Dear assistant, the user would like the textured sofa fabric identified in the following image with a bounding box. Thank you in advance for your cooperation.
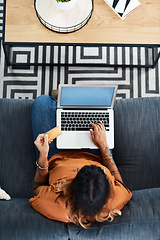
[0,198,69,240]
[0,97,160,240]
[113,97,160,191]
[0,98,36,198]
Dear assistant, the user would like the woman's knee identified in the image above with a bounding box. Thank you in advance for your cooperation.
[34,94,50,104]
[33,95,56,107]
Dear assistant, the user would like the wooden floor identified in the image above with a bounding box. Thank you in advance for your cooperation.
[5,0,160,44]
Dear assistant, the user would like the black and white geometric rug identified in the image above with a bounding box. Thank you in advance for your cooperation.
[0,0,160,99]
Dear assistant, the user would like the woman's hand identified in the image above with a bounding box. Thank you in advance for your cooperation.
[33,134,50,196]
[34,134,49,158]
[90,122,109,149]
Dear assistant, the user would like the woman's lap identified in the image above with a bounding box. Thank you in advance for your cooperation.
[32,95,101,159]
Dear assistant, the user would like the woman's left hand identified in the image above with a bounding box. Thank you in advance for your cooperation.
[90,121,109,149]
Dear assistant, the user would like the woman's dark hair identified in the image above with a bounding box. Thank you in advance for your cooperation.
[70,165,110,217]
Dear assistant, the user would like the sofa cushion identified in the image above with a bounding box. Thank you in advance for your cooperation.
[0,99,36,198]
[0,198,69,240]
[113,97,160,191]
[67,188,160,240]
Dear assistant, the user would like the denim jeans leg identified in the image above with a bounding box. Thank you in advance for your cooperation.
[32,95,61,159]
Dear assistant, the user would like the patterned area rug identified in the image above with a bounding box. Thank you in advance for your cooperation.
[0,0,160,99]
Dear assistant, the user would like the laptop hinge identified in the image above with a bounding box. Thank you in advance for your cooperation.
[61,108,110,111]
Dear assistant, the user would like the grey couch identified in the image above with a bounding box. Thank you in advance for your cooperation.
[0,97,160,240]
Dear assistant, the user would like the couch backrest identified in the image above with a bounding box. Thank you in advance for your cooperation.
[0,98,36,198]
[113,97,160,191]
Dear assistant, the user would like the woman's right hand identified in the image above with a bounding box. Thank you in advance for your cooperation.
[34,134,49,158]
[90,122,109,149]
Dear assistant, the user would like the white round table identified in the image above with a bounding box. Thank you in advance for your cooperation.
[34,0,93,33]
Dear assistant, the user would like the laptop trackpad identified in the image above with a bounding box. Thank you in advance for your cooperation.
[76,132,95,148]
[57,132,96,149]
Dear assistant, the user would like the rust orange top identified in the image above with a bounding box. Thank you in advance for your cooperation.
[29,151,132,223]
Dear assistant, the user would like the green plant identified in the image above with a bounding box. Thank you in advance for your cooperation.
[56,0,70,2]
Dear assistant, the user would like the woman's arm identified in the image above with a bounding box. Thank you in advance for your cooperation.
[98,144,123,183]
[33,134,50,196]
[90,122,123,183]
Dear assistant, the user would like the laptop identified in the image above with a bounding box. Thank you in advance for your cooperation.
[56,84,118,149]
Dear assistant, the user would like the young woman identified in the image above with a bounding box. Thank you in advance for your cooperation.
[29,95,132,228]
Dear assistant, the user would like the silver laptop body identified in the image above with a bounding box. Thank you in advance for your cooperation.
[56,84,118,149]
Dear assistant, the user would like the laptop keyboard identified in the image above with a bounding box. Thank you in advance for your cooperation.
[61,111,110,131]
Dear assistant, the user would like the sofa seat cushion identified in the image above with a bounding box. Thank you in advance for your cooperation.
[0,198,69,240]
[68,188,160,240]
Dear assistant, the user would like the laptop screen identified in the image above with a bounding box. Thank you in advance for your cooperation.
[58,85,117,108]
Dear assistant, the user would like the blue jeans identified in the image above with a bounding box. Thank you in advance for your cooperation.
[32,95,101,159]
[32,95,62,159]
